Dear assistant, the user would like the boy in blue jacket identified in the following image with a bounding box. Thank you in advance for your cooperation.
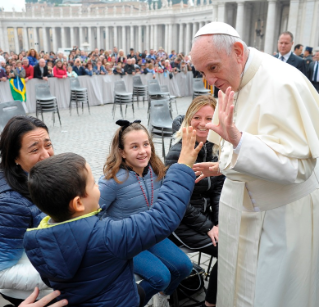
[23,127,202,307]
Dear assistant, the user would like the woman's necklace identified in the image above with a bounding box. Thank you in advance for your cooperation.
[135,166,154,208]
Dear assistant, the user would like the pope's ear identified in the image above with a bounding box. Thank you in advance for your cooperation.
[233,42,245,62]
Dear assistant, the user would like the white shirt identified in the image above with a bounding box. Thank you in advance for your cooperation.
[278,51,291,63]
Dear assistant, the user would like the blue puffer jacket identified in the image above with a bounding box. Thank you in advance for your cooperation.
[23,164,195,307]
[98,166,162,219]
[27,56,38,67]
[0,171,45,271]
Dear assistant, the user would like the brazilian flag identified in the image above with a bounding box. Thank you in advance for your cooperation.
[9,77,26,102]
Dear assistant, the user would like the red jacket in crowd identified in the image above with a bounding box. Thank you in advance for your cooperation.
[23,65,34,79]
[53,66,67,78]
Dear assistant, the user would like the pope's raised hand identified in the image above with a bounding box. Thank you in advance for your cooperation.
[206,87,242,147]
[178,126,203,168]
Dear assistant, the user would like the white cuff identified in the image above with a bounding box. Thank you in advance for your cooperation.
[233,132,244,155]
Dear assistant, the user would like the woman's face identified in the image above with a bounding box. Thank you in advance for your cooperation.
[190,105,215,143]
[15,128,54,173]
[57,62,62,68]
[31,50,35,57]
[120,130,151,175]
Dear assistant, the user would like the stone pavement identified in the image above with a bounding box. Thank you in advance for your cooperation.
[0,96,217,306]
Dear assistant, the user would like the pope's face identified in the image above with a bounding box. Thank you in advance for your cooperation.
[191,35,245,93]
[278,34,293,56]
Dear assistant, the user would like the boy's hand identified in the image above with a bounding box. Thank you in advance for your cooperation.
[178,127,203,168]
[19,287,68,307]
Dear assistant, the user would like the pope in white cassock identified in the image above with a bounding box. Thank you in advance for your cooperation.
[191,22,319,307]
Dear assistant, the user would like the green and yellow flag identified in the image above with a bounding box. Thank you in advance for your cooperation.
[9,77,26,102]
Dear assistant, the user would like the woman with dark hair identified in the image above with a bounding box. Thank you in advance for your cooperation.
[0,116,54,306]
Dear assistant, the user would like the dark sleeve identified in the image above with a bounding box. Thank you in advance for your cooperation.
[33,66,42,79]
[165,143,181,167]
[298,58,307,75]
[44,66,49,77]
[103,163,196,259]
[181,203,213,234]
[210,175,225,225]
[172,115,185,134]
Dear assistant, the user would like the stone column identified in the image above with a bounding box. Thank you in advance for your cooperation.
[79,26,83,49]
[287,0,299,36]
[3,26,9,52]
[105,26,109,50]
[14,27,20,53]
[150,25,154,48]
[154,24,157,50]
[51,27,57,52]
[310,0,319,47]
[23,27,29,51]
[114,26,118,48]
[236,2,245,37]
[164,24,168,51]
[192,22,197,41]
[217,2,226,22]
[97,26,101,49]
[138,25,142,51]
[42,26,48,52]
[88,26,92,50]
[185,23,190,54]
[122,26,126,52]
[33,27,39,51]
[0,25,4,51]
[264,0,277,54]
[168,24,172,53]
[212,4,218,21]
[179,23,184,52]
[146,25,150,50]
[61,27,65,49]
[70,27,74,49]
[130,26,134,49]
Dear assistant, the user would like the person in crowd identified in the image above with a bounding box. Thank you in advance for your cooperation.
[73,58,86,76]
[0,116,54,306]
[98,121,194,307]
[27,49,39,67]
[304,46,313,72]
[101,58,108,68]
[111,46,118,59]
[99,49,105,56]
[274,31,306,75]
[157,47,167,60]
[55,53,65,64]
[94,60,107,75]
[169,50,177,60]
[127,48,138,62]
[163,59,172,72]
[170,57,181,72]
[79,50,87,62]
[33,59,49,81]
[18,53,24,61]
[105,63,113,75]
[11,60,17,70]
[113,63,124,76]
[146,49,157,61]
[117,49,126,64]
[0,64,7,82]
[165,95,224,307]
[145,63,156,79]
[154,63,163,74]
[49,52,56,60]
[53,60,67,79]
[293,44,303,57]
[131,58,140,70]
[85,62,94,76]
[5,64,15,79]
[307,50,319,92]
[191,21,319,307]
[67,65,78,78]
[23,126,200,307]
[22,58,34,82]
[124,58,136,75]
[104,51,111,62]
[13,60,26,78]
[110,56,117,68]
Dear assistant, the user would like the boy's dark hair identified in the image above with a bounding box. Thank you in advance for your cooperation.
[28,153,88,223]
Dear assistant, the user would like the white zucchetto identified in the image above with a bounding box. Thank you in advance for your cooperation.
[194,22,240,38]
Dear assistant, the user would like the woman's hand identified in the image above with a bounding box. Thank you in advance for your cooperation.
[206,87,242,147]
[207,226,219,247]
[193,162,222,183]
[19,287,68,307]
[178,127,203,168]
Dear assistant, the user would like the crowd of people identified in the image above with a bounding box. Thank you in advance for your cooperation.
[0,46,194,82]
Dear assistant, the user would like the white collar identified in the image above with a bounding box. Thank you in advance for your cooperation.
[278,51,291,62]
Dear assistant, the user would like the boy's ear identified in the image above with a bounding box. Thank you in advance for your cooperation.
[69,196,85,214]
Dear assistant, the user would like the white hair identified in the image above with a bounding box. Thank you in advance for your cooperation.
[193,34,248,56]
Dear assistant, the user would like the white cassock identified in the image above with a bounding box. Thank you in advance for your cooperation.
[208,47,319,307]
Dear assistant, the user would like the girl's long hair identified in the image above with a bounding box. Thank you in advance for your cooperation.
[103,123,166,183]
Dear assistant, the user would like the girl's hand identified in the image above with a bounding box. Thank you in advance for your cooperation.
[19,287,68,307]
[178,127,203,168]
[193,162,222,183]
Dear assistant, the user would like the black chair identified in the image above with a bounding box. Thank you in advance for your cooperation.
[69,78,90,115]
[35,83,61,126]
[0,100,26,131]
